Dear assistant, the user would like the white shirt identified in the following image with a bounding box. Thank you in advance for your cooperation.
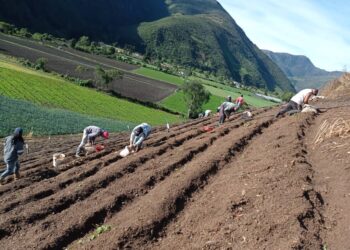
[291,89,313,106]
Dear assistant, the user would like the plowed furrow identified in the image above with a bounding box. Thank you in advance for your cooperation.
[80,114,275,249]
[0,111,257,249]
[149,114,322,250]
[0,127,207,236]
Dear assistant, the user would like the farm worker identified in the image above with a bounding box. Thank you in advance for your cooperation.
[219,101,237,124]
[76,126,109,157]
[129,123,152,152]
[235,95,244,110]
[0,128,25,185]
[226,96,232,102]
[276,89,318,118]
[204,109,212,117]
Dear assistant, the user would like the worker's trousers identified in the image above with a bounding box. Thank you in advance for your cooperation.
[1,161,20,179]
[76,129,88,155]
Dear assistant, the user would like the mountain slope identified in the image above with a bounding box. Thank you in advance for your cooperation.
[263,50,342,91]
[0,0,294,92]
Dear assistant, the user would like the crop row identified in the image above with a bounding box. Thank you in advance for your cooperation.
[0,63,182,125]
[0,95,136,137]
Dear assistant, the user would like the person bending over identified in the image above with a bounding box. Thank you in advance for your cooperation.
[76,126,109,157]
[129,123,152,152]
[276,89,318,118]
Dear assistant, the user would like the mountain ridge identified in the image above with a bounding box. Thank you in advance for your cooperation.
[0,0,295,92]
[263,50,342,91]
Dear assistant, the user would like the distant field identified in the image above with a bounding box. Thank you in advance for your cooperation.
[0,33,177,102]
[0,60,182,126]
[134,67,276,109]
[0,95,136,137]
[160,90,223,114]
[133,67,185,86]
[203,85,275,108]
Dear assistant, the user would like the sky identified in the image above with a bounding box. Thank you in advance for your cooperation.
[218,0,350,72]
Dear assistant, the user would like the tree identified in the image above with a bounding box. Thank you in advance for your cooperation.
[94,66,123,90]
[76,36,91,48]
[17,28,31,38]
[35,58,47,71]
[32,33,44,41]
[68,38,77,48]
[182,80,211,118]
[0,21,15,34]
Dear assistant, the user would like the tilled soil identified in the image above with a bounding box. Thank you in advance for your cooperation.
[0,102,349,250]
[0,33,177,102]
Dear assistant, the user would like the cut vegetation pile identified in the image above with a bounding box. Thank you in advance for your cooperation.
[321,72,350,99]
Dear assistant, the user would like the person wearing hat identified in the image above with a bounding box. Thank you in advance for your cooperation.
[76,126,109,157]
[276,89,319,118]
[1,128,25,185]
[129,123,152,152]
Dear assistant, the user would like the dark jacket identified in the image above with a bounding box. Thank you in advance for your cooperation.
[4,128,25,163]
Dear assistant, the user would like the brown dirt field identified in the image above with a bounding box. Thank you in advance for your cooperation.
[0,101,349,250]
[0,33,177,102]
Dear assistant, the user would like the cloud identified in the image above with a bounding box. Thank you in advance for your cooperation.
[218,0,350,71]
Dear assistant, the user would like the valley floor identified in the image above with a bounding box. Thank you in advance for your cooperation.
[0,101,349,249]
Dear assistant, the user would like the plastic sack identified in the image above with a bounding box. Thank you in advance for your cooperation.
[120,146,130,157]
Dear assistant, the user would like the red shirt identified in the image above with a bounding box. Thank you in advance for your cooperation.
[235,97,244,105]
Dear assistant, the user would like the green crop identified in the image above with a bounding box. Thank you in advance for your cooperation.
[0,95,136,137]
[0,61,182,126]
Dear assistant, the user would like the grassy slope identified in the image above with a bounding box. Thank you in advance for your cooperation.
[134,67,276,114]
[0,95,135,137]
[160,91,223,114]
[0,60,182,126]
[133,67,184,86]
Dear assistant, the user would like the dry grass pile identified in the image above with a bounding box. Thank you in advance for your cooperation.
[313,118,350,150]
[321,73,350,99]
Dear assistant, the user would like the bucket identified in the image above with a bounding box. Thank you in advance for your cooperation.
[119,146,130,158]
[53,153,66,167]
[202,126,214,132]
[95,144,105,152]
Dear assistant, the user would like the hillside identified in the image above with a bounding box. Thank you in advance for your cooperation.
[0,59,182,136]
[263,50,342,91]
[0,0,294,92]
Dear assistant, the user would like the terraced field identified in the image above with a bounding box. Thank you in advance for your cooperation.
[0,101,349,249]
[0,33,177,102]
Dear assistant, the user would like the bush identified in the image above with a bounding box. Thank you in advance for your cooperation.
[34,58,47,71]
[182,80,211,118]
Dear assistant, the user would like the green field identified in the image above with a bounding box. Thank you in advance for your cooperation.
[160,90,223,114]
[203,85,275,108]
[0,61,182,126]
[0,95,136,137]
[133,67,185,86]
[134,66,277,113]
